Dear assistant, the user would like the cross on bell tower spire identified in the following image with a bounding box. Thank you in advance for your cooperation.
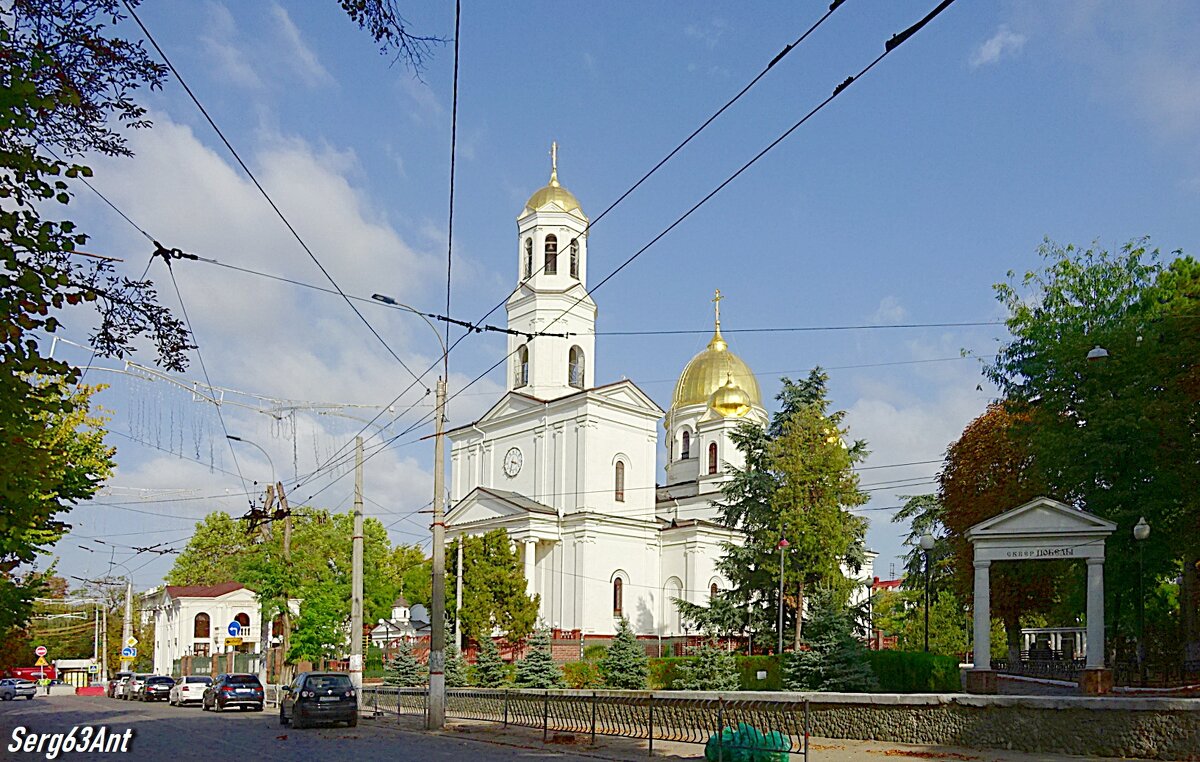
[549,141,559,187]
[712,289,723,329]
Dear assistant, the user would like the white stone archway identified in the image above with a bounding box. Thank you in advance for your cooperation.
[964,496,1116,694]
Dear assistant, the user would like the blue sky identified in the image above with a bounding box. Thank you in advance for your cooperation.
[49,1,1200,590]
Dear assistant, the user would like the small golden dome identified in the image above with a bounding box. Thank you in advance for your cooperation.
[523,141,585,217]
[709,375,752,418]
[672,292,761,410]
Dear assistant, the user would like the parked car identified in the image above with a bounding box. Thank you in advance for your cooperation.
[106,672,133,698]
[279,672,357,729]
[122,674,149,700]
[168,675,212,706]
[138,675,175,702]
[0,678,36,701]
[113,675,134,700]
[201,673,264,712]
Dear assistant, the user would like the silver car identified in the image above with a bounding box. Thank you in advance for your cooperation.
[123,674,150,700]
[168,675,212,706]
[0,678,36,701]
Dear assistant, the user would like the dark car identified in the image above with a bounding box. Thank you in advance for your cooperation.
[106,672,132,699]
[138,675,175,701]
[279,672,357,729]
[202,673,264,712]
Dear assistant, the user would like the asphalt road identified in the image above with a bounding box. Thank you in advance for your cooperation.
[0,695,585,761]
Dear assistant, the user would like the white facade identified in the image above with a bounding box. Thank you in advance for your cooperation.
[141,583,262,676]
[446,152,871,639]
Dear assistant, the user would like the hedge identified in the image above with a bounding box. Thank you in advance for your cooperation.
[864,650,960,693]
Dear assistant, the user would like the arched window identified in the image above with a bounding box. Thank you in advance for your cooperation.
[613,578,623,616]
[193,612,210,639]
[523,238,533,279]
[568,346,585,389]
[710,583,719,600]
[235,612,250,628]
[569,240,579,279]
[515,345,529,387]
[544,234,558,275]
[614,461,625,502]
[708,442,718,475]
[681,431,691,459]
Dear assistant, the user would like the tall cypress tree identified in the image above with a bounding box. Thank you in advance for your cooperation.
[473,637,509,688]
[600,617,649,689]
[514,627,564,689]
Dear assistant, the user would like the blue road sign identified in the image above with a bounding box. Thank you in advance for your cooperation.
[121,646,136,658]
[227,621,241,638]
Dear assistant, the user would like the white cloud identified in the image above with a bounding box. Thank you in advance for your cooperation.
[270,3,334,87]
[202,2,262,89]
[684,19,727,49]
[970,25,1027,68]
[870,296,908,324]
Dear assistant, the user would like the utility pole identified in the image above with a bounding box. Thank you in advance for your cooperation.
[120,580,133,672]
[428,376,447,729]
[276,481,293,685]
[350,436,365,704]
[258,484,276,689]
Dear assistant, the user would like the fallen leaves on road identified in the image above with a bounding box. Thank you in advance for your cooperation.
[869,750,979,760]
[275,735,287,741]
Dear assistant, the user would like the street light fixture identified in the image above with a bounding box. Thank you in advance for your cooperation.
[1086,345,1110,362]
[1134,517,1150,683]
[919,533,936,653]
[777,536,790,656]
[372,290,449,728]
[225,435,275,486]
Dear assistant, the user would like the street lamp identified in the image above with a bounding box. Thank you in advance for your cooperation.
[919,533,936,653]
[372,291,449,729]
[777,536,790,656]
[1134,517,1150,683]
[1086,345,1109,362]
[225,435,275,486]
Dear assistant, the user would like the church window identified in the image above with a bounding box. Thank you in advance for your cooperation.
[570,239,579,279]
[516,345,529,387]
[710,583,719,600]
[524,238,533,279]
[614,461,625,502]
[568,346,585,389]
[681,431,690,459]
[544,234,558,275]
[613,578,623,616]
[193,612,210,639]
[708,442,718,475]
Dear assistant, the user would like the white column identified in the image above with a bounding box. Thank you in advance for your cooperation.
[1086,558,1105,669]
[973,560,991,670]
[524,539,537,598]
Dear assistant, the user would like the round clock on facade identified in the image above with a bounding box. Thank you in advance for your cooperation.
[503,447,523,477]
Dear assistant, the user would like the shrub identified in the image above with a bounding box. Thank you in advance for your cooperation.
[562,660,603,689]
[676,641,740,691]
[514,627,564,689]
[583,643,609,662]
[865,650,960,693]
[648,657,691,690]
[782,592,877,692]
[737,656,782,691]
[473,637,510,688]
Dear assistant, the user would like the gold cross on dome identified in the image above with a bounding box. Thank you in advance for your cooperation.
[712,289,723,326]
[551,141,558,172]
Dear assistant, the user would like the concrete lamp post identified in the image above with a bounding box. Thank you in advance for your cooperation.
[919,533,936,653]
[776,536,790,656]
[1134,517,1150,683]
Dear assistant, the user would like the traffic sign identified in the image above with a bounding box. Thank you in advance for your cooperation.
[227,621,241,638]
[34,645,47,657]
[88,664,99,673]
[120,646,137,658]
[224,637,243,646]
[34,656,48,667]
[125,636,138,647]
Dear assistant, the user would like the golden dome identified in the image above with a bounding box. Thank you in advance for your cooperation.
[709,375,752,417]
[672,293,762,410]
[523,141,585,217]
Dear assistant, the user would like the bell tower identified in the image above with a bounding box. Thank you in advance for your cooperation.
[506,143,596,399]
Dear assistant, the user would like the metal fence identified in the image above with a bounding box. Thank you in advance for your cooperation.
[362,686,810,759]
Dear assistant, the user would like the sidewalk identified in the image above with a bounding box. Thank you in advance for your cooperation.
[360,714,1150,762]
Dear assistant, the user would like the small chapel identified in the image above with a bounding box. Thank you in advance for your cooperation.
[445,148,872,640]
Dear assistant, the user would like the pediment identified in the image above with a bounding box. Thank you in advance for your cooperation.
[965,496,1117,539]
[445,486,555,528]
[591,380,665,416]
[473,393,543,427]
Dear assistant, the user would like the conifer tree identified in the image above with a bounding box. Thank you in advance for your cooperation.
[600,617,649,689]
[514,626,564,689]
[782,590,877,692]
[676,641,740,692]
[383,639,425,687]
[445,642,469,688]
[472,636,509,688]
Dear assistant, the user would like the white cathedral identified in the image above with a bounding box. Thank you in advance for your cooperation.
[445,148,872,639]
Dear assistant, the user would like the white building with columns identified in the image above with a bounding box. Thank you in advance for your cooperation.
[445,148,871,639]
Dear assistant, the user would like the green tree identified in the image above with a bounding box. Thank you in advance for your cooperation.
[472,636,509,688]
[383,639,426,687]
[165,513,256,586]
[676,641,740,692]
[600,617,648,690]
[682,372,868,650]
[513,627,563,689]
[448,530,539,644]
[444,642,468,688]
[286,581,345,663]
[989,240,1199,660]
[782,590,876,692]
